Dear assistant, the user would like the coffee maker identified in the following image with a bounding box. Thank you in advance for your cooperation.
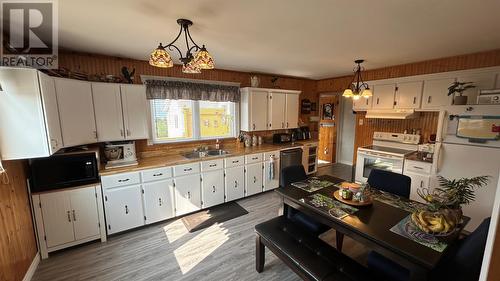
[292,126,312,140]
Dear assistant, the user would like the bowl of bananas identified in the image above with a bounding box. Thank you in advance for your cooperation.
[411,209,458,237]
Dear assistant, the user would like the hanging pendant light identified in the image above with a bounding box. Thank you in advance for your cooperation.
[343,59,371,100]
[149,19,215,73]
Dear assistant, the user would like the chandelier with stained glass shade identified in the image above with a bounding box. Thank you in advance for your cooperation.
[342,59,372,100]
[149,19,215,74]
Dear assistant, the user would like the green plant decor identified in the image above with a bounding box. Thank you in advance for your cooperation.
[447,81,475,96]
[418,175,489,211]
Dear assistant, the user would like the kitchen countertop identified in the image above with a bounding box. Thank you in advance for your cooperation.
[405,151,433,164]
[100,139,318,176]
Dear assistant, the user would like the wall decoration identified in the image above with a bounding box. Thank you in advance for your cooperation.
[301,99,312,114]
[311,102,317,112]
[323,103,333,120]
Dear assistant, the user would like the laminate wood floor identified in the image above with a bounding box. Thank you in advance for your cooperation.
[32,192,368,281]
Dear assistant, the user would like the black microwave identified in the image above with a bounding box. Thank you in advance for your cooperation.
[29,151,99,193]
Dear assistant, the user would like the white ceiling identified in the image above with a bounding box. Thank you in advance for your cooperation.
[58,0,500,79]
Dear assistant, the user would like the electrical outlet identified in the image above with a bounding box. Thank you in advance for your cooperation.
[359,118,364,125]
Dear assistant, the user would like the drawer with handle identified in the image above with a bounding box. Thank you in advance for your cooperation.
[101,172,141,189]
[141,167,173,182]
[174,162,200,176]
[264,151,280,161]
[245,153,263,164]
[224,155,245,168]
[404,160,432,174]
[201,159,224,171]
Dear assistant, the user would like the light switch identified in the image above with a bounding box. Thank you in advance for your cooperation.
[359,118,364,125]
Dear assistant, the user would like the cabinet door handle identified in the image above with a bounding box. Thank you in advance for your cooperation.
[366,99,369,105]
[72,210,76,221]
[281,122,284,128]
[187,191,191,199]
[420,181,424,188]
[159,198,162,206]
[252,124,255,130]
[232,160,239,164]
[286,122,289,128]
[413,97,417,104]
[94,131,98,139]
[67,211,71,222]
[126,129,131,136]
[125,205,129,214]
[269,123,272,128]
[120,129,124,137]
[212,186,216,193]
[252,157,258,160]
[413,166,423,170]
[235,180,238,188]
[427,96,432,103]
[153,173,163,177]
[253,176,257,183]
[376,98,380,104]
[209,164,217,167]
[184,168,192,172]
[118,178,130,182]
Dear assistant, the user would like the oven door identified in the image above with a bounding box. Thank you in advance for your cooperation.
[355,151,404,183]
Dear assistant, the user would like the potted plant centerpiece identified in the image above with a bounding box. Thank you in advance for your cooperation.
[448,81,475,105]
[412,175,489,235]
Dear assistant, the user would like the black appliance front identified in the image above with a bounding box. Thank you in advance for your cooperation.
[279,148,303,187]
[29,152,99,192]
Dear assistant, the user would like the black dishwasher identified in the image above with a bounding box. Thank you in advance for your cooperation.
[279,148,303,186]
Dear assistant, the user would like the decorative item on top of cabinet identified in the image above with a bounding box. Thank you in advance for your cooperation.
[250,75,260,87]
[447,81,475,105]
[121,66,135,83]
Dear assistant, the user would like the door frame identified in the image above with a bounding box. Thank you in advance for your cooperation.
[336,94,356,165]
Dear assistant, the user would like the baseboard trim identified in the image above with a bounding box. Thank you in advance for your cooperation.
[337,160,353,166]
[22,252,40,281]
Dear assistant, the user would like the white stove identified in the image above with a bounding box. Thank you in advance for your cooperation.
[355,132,420,182]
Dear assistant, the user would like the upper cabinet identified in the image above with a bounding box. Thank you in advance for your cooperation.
[120,84,149,140]
[421,78,455,109]
[0,68,63,160]
[55,78,98,147]
[353,96,373,111]
[372,84,396,109]
[395,81,423,109]
[240,87,300,132]
[92,83,125,142]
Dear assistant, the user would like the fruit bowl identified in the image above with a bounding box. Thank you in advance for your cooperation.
[411,209,458,237]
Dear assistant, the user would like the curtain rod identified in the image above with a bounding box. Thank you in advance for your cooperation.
[140,75,241,87]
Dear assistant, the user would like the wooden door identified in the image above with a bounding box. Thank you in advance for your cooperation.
[318,95,339,163]
[225,166,245,201]
[40,191,75,248]
[38,72,64,153]
[201,170,225,208]
[245,162,263,196]
[92,82,125,142]
[104,185,144,234]
[249,89,269,131]
[174,174,202,216]
[268,91,286,130]
[70,186,100,240]
[285,93,299,129]
[143,179,175,224]
[395,81,423,109]
[55,78,97,146]
[372,84,396,109]
[121,84,148,140]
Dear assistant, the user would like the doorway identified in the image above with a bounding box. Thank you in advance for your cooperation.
[336,96,356,165]
[318,94,339,166]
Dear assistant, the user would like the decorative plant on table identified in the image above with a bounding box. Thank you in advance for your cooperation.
[412,175,489,235]
[447,81,475,105]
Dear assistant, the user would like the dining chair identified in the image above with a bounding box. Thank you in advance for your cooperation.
[280,165,329,236]
[367,217,491,281]
[367,169,411,198]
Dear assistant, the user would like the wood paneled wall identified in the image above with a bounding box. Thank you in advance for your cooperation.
[0,160,37,281]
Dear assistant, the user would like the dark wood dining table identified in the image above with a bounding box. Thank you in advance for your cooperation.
[275,175,470,281]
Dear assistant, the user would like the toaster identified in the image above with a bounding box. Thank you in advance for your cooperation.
[273,133,292,144]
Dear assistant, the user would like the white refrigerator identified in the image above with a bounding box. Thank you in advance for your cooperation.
[434,105,500,231]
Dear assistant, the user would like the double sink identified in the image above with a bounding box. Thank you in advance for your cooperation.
[181,149,231,159]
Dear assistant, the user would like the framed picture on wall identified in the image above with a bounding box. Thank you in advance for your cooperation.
[323,103,333,120]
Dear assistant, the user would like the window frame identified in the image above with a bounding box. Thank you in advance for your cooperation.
[150,99,239,144]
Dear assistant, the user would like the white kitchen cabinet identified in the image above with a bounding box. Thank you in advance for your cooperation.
[92,83,125,142]
[456,72,496,104]
[285,93,300,129]
[268,91,286,130]
[405,171,430,204]
[372,84,396,109]
[143,179,175,224]
[395,81,423,109]
[33,185,106,258]
[55,78,98,146]
[0,68,63,159]
[225,166,245,201]
[174,174,202,216]
[240,88,269,131]
[353,96,373,111]
[246,162,263,196]
[121,84,149,140]
[104,184,145,234]
[201,170,225,208]
[422,78,455,109]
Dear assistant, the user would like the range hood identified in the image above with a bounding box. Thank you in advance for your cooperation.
[365,109,419,119]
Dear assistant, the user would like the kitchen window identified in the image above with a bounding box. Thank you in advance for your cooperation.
[150,99,237,143]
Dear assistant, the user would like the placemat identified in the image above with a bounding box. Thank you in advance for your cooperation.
[371,190,427,213]
[291,177,334,193]
[390,215,448,252]
[300,193,358,220]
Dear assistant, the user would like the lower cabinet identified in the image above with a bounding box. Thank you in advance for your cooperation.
[104,184,145,234]
[174,174,202,216]
[225,166,245,201]
[263,158,280,191]
[246,162,263,196]
[404,171,431,204]
[143,179,175,224]
[32,185,106,259]
[202,170,225,208]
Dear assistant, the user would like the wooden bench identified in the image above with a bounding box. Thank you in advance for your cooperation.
[255,216,377,281]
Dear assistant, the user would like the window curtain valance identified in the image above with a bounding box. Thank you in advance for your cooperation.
[145,80,240,102]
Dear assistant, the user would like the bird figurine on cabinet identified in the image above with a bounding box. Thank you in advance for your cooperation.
[121,66,135,83]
